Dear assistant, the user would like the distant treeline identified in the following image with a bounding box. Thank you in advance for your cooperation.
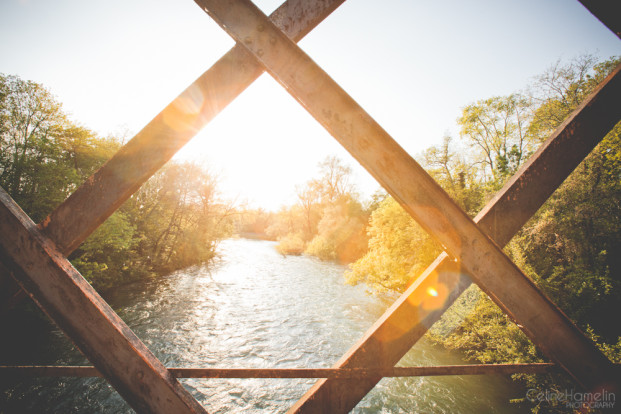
[235,55,621,413]
[234,155,371,263]
[0,73,233,291]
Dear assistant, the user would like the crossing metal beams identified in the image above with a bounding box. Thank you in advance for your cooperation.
[0,1,345,413]
[292,64,621,413]
[0,0,346,311]
[193,4,618,412]
[1,0,619,412]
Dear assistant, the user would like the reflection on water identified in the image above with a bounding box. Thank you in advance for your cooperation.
[0,239,524,413]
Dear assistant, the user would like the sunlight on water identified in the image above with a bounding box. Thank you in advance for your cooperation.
[0,239,524,413]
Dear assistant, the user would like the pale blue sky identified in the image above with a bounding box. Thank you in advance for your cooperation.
[1,0,619,210]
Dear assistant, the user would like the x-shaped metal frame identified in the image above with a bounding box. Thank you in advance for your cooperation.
[0,0,619,412]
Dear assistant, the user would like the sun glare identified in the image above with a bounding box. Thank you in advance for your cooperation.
[174,74,364,211]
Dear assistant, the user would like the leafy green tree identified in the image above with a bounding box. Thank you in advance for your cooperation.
[511,131,621,339]
[70,211,136,288]
[458,93,535,183]
[0,74,118,222]
[0,74,73,221]
[125,162,233,275]
[346,196,440,292]
[1,74,232,291]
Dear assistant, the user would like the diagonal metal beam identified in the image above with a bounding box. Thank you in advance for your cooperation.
[0,0,346,312]
[292,64,621,412]
[578,0,621,38]
[194,0,618,409]
[0,188,207,413]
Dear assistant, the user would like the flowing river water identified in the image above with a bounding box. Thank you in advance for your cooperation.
[1,238,526,413]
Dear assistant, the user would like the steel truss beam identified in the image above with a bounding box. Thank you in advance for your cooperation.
[193,0,619,412]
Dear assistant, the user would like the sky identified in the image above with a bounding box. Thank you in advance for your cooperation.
[1,0,619,211]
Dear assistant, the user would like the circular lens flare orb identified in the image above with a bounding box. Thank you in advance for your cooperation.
[427,286,439,297]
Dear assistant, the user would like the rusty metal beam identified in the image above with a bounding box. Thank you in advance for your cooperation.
[194,1,618,411]
[0,188,206,414]
[1,363,577,378]
[578,0,621,38]
[0,0,346,313]
[292,64,621,412]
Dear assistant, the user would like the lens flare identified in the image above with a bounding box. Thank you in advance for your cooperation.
[162,83,206,133]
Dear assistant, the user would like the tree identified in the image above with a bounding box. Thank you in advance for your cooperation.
[440,55,621,413]
[233,208,275,239]
[0,74,118,222]
[421,135,485,216]
[268,156,368,261]
[528,54,620,142]
[124,162,234,274]
[511,127,621,341]
[310,155,355,203]
[296,183,322,241]
[0,74,72,221]
[347,55,621,413]
[0,74,233,291]
[70,211,136,288]
[305,195,368,263]
[458,93,534,182]
[346,196,440,292]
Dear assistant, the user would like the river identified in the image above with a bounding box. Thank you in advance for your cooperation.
[1,238,525,413]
